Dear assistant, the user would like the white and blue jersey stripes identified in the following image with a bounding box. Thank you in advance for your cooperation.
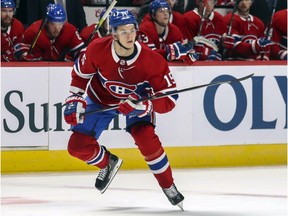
[146,152,169,174]
[73,55,95,80]
[86,146,106,166]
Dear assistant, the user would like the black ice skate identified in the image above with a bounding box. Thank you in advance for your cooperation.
[162,183,184,211]
[95,153,123,194]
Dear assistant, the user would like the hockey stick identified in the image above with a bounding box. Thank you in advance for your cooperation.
[188,1,219,54]
[261,0,278,60]
[28,17,47,54]
[227,0,241,36]
[263,0,278,41]
[198,0,208,36]
[222,0,241,59]
[82,73,254,116]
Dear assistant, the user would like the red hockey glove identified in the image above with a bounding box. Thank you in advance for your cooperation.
[118,94,153,118]
[13,43,31,60]
[252,38,271,55]
[64,94,87,126]
[194,42,212,60]
[222,33,235,49]
[14,43,42,61]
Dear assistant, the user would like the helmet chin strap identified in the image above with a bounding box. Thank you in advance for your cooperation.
[114,35,130,50]
[117,40,130,50]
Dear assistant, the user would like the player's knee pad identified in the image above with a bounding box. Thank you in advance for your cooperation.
[68,131,100,161]
[130,124,168,169]
[130,124,163,158]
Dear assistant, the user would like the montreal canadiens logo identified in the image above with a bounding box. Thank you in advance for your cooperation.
[205,34,221,45]
[242,35,257,44]
[104,81,137,99]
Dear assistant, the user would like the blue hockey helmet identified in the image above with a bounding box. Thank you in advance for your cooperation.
[46,4,66,23]
[1,0,15,8]
[99,8,117,20]
[149,0,171,16]
[109,9,138,31]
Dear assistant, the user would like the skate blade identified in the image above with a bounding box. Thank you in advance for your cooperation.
[100,159,123,194]
[176,201,184,211]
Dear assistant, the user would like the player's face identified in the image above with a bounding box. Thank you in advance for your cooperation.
[155,7,170,27]
[1,8,14,28]
[238,0,253,14]
[198,0,215,18]
[46,22,64,38]
[115,24,137,49]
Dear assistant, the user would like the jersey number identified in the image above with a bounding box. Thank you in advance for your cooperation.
[164,72,175,87]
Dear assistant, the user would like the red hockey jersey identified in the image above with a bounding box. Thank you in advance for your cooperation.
[70,37,178,114]
[224,13,266,60]
[1,18,25,62]
[183,9,226,45]
[138,20,184,59]
[23,20,84,61]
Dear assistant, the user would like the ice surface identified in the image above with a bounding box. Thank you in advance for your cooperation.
[1,166,287,216]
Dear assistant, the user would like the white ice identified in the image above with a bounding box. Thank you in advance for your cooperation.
[1,166,287,216]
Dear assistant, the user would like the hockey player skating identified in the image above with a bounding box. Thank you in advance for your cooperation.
[63,9,185,210]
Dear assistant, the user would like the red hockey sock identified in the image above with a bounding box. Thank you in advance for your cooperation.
[67,131,109,169]
[131,124,174,188]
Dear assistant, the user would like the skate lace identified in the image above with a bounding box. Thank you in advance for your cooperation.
[97,166,109,181]
[163,184,178,198]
